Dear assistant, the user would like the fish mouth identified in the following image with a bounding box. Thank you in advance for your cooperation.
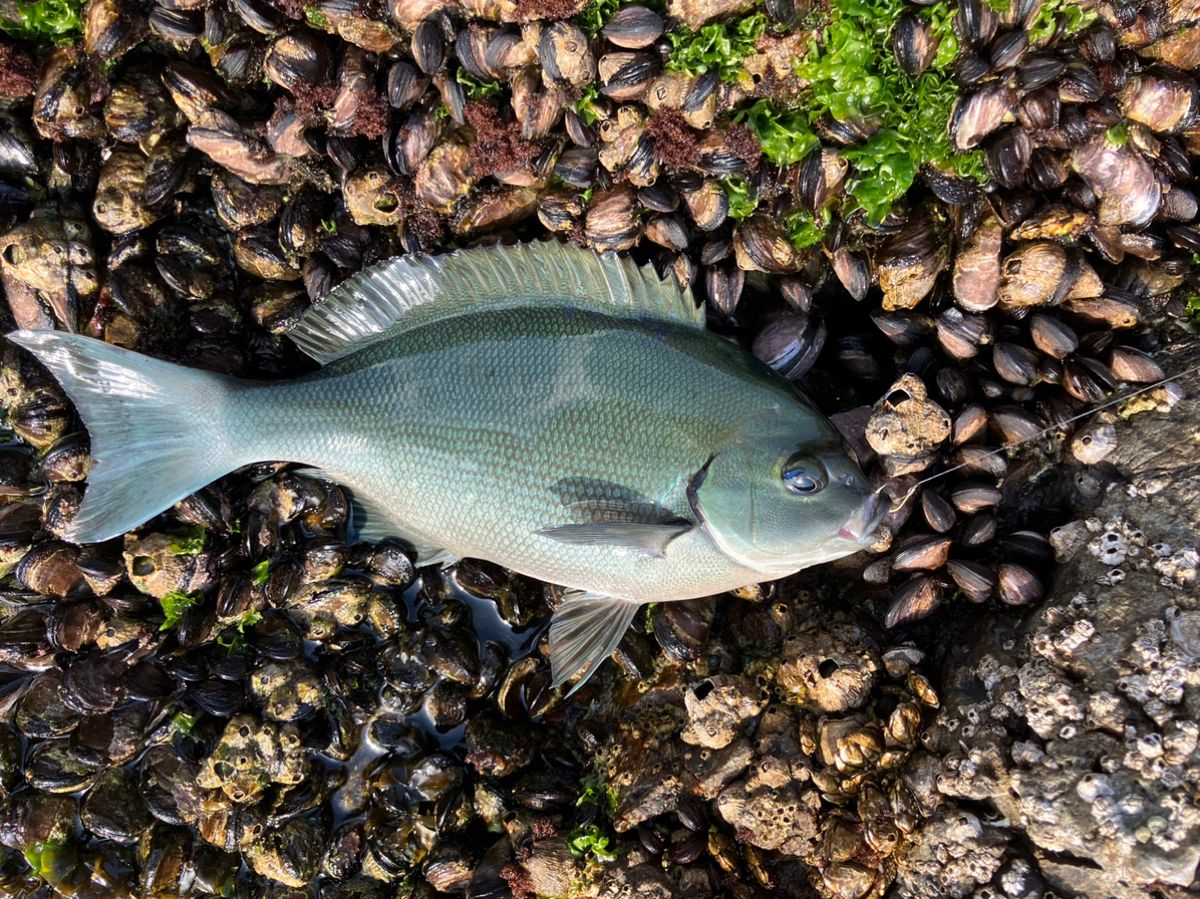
[836,492,886,544]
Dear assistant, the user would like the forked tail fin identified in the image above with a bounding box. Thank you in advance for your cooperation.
[8,330,241,543]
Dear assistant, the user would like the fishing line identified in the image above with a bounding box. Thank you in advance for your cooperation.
[873,358,1200,513]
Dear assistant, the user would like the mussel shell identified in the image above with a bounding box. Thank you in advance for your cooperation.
[81,769,151,842]
[999,530,1054,566]
[991,342,1039,385]
[959,513,998,547]
[752,311,827,380]
[985,127,1031,189]
[124,660,176,700]
[946,559,995,602]
[148,6,202,43]
[539,21,596,87]
[1018,53,1066,91]
[1108,346,1165,383]
[921,491,957,533]
[893,12,938,79]
[602,5,664,49]
[832,248,869,301]
[1029,313,1078,359]
[26,739,101,792]
[891,534,952,571]
[412,19,445,75]
[61,653,128,714]
[997,562,1043,606]
[190,672,247,715]
[1062,357,1115,403]
[265,32,332,91]
[989,30,1027,70]
[704,264,744,318]
[884,575,942,628]
[990,406,1045,444]
[955,0,998,46]
[230,0,286,34]
[936,308,991,360]
[651,597,714,662]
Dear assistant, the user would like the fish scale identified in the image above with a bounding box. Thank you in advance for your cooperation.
[231,307,769,601]
[8,242,882,691]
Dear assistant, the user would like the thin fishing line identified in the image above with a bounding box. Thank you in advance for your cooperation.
[874,359,1200,512]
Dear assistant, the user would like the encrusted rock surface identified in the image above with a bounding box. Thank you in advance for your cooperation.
[897,358,1200,899]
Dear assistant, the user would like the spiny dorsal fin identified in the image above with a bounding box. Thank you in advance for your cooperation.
[287,241,704,364]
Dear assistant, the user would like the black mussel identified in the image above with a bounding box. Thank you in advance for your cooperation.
[997,562,1043,606]
[704,264,744,318]
[387,61,427,111]
[885,575,942,628]
[1018,53,1065,91]
[753,311,827,380]
[985,127,1031,189]
[230,0,285,34]
[603,6,664,48]
[651,598,714,662]
[956,0,998,46]
[946,559,995,602]
[988,30,1027,70]
[61,653,128,715]
[412,19,445,75]
[893,12,938,79]
[191,677,246,717]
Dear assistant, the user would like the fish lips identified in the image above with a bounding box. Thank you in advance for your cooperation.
[836,491,886,544]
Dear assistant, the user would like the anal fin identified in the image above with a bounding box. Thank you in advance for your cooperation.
[294,467,456,567]
[549,592,643,695]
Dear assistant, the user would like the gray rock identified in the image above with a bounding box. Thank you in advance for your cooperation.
[679,674,765,749]
[915,362,1200,897]
[890,805,1007,899]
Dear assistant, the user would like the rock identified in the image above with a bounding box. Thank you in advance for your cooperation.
[775,618,882,713]
[920,355,1200,897]
[665,0,756,29]
[715,777,820,856]
[598,847,674,899]
[680,735,753,799]
[123,531,217,599]
[865,374,952,476]
[679,675,765,749]
[603,704,689,832]
[747,704,807,790]
[463,711,536,779]
[891,805,1008,898]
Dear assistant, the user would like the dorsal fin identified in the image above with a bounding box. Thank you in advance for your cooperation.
[287,241,704,364]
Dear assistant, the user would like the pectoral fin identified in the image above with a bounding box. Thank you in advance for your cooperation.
[549,592,643,695]
[536,520,691,558]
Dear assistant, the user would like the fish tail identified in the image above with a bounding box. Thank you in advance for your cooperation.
[8,330,240,543]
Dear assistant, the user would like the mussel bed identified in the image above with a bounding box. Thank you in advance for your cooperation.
[0,0,1196,895]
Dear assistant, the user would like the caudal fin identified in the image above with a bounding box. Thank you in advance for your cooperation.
[8,330,239,543]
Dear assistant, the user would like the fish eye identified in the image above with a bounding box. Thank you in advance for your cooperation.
[782,454,828,495]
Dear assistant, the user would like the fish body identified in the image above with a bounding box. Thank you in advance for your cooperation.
[10,243,883,689]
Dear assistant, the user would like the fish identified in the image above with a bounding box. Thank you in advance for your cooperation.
[8,242,884,691]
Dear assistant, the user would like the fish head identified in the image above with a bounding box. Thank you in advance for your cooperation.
[690,408,885,576]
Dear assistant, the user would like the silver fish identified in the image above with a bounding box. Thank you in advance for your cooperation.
[9,243,883,689]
